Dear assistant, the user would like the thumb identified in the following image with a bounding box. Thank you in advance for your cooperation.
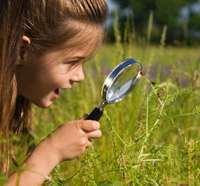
[79,113,88,120]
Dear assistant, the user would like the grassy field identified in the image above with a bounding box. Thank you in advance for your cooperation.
[31,43,200,186]
[2,17,200,185]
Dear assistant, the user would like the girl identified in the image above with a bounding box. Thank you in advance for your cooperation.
[0,0,108,185]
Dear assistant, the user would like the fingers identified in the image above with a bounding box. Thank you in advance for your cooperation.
[78,120,100,132]
[79,114,88,120]
[78,120,101,139]
[87,130,102,139]
[84,131,101,149]
[86,140,93,148]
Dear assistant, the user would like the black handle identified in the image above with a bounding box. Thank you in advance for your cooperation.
[86,107,103,121]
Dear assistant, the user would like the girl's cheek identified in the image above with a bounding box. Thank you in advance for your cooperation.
[56,75,69,85]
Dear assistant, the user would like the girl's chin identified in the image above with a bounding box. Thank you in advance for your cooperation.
[33,99,53,108]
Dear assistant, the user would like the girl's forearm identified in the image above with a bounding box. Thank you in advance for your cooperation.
[5,140,59,186]
[5,120,101,185]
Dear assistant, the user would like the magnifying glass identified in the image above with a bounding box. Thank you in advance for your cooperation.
[87,58,142,121]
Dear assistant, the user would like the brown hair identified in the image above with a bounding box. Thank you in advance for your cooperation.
[0,0,108,173]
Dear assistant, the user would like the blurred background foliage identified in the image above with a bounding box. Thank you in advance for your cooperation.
[107,0,200,45]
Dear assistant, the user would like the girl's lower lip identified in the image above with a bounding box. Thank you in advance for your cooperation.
[54,94,59,99]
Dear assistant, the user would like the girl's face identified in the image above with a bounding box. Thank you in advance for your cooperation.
[16,28,101,108]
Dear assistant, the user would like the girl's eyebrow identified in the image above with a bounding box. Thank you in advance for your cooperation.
[62,56,87,65]
[67,56,86,61]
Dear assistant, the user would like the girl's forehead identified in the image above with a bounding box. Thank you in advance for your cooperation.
[43,25,103,64]
[67,24,103,48]
[60,25,103,59]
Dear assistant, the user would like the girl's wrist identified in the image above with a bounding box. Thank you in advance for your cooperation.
[6,138,61,186]
[24,137,61,176]
[41,136,62,165]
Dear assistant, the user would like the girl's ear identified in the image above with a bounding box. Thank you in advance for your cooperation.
[17,35,31,64]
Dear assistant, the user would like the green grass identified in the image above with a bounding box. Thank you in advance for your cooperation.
[31,44,200,186]
[2,15,200,185]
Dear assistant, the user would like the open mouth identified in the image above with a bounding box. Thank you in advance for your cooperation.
[54,88,60,98]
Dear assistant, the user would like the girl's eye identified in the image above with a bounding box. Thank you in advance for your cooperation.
[69,61,78,65]
[67,61,80,68]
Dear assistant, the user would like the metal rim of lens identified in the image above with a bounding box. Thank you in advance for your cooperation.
[101,58,142,104]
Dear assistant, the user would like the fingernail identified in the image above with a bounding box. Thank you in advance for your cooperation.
[95,122,100,128]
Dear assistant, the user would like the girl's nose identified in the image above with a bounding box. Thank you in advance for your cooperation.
[71,65,85,82]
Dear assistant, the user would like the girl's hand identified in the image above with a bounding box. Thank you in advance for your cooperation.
[6,116,101,186]
[45,114,101,162]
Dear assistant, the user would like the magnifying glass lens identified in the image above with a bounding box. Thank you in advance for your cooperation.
[87,58,142,121]
[107,63,140,103]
